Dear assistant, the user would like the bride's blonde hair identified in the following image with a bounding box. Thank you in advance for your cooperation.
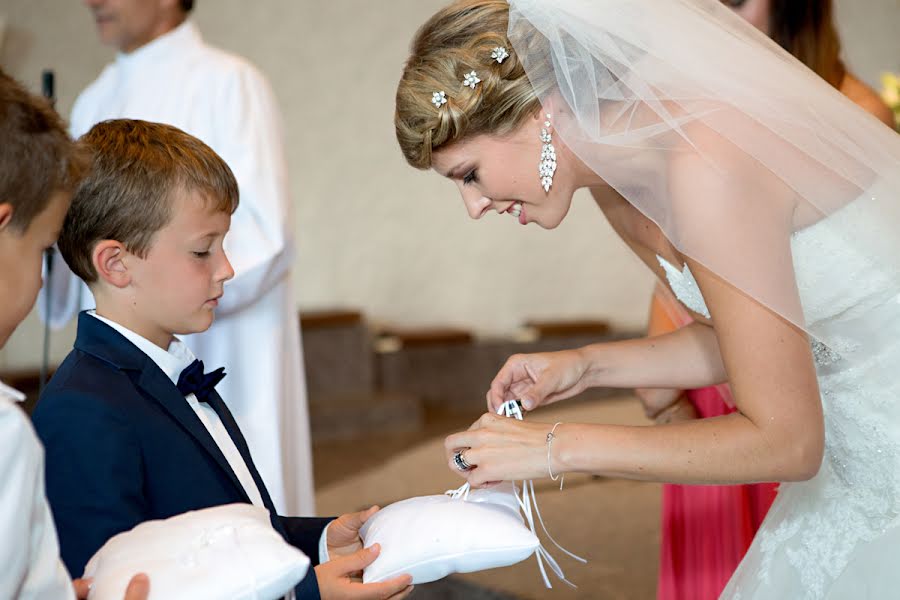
[395,0,549,169]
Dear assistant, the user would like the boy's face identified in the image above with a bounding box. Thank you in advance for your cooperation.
[125,188,233,344]
[0,192,70,347]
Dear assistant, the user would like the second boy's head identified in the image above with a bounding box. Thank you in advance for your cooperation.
[59,119,239,348]
[0,69,87,347]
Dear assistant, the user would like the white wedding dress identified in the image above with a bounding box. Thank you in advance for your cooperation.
[659,179,900,599]
[497,0,900,596]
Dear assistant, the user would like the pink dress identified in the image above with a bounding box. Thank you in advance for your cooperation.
[649,285,778,600]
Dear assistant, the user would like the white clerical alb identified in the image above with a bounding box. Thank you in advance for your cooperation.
[0,381,75,599]
[41,19,314,515]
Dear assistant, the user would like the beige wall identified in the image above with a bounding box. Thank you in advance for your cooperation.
[1,0,897,370]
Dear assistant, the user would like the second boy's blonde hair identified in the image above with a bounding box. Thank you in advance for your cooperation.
[59,119,239,283]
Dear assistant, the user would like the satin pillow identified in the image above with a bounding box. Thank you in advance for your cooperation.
[359,482,539,584]
[84,504,309,600]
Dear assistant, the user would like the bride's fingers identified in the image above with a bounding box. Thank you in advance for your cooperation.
[444,431,478,455]
[489,386,525,412]
[490,356,533,400]
[446,447,481,472]
[445,417,503,452]
[509,380,531,398]
[521,375,558,409]
[467,464,498,488]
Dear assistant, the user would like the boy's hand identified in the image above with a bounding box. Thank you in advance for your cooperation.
[73,573,150,600]
[327,506,379,559]
[315,545,413,600]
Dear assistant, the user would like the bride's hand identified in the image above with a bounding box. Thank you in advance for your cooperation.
[445,413,556,486]
[487,349,591,412]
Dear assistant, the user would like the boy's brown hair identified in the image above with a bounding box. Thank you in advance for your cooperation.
[0,69,88,232]
[58,119,239,283]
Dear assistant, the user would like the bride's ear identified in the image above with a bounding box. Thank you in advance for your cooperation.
[533,93,564,123]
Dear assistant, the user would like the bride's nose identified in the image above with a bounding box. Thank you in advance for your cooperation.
[462,191,492,220]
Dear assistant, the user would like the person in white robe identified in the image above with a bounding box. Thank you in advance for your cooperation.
[41,0,313,515]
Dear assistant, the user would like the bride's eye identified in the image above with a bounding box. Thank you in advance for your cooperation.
[463,169,479,186]
[721,0,748,7]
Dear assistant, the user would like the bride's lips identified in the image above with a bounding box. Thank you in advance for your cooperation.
[507,202,526,225]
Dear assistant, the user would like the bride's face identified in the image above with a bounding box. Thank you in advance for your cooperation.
[721,0,772,33]
[430,113,578,229]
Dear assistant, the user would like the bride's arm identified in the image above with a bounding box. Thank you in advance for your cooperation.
[456,152,824,486]
[486,320,727,411]
[578,320,727,389]
[566,126,823,484]
[556,258,824,484]
[453,259,824,486]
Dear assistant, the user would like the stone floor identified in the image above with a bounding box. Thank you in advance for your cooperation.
[312,395,661,600]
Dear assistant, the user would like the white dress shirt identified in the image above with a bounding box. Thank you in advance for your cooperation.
[0,380,75,598]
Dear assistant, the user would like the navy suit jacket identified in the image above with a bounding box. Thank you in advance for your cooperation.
[33,312,330,598]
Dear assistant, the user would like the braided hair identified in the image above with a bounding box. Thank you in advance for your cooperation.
[395,0,552,169]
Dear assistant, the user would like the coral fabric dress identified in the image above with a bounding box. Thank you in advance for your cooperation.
[649,284,778,600]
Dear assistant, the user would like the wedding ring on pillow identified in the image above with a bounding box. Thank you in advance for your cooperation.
[453,449,473,472]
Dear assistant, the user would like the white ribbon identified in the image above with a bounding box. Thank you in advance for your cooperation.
[446,400,587,588]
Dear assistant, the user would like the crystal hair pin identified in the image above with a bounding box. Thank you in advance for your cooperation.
[491,46,509,64]
[462,70,481,89]
[431,91,448,108]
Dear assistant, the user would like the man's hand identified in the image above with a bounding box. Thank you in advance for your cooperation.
[73,573,150,600]
[315,544,413,600]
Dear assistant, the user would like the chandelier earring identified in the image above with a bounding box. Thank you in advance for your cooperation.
[539,114,557,193]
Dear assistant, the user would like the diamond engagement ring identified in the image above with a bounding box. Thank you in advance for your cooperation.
[453,449,473,471]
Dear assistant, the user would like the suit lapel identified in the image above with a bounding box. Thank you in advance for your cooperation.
[203,391,289,537]
[203,391,281,517]
[74,312,252,504]
[133,368,253,504]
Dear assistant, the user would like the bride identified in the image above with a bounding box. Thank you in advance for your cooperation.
[393,0,900,597]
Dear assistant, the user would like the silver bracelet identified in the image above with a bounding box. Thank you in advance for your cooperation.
[547,422,565,490]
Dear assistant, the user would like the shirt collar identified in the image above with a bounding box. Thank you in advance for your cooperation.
[115,19,202,69]
[88,311,195,385]
[0,380,26,403]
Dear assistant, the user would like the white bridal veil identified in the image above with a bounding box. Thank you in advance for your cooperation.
[507,0,900,366]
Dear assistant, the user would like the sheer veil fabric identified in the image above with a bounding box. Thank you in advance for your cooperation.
[507,0,900,366]
[506,1,900,596]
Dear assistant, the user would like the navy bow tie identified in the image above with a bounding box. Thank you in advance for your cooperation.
[176,359,226,403]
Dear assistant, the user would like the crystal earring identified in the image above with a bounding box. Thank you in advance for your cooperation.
[539,114,557,193]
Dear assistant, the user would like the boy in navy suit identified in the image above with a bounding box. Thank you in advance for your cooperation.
[33,119,412,600]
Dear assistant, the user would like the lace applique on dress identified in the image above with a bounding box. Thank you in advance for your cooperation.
[656,255,711,319]
[752,376,900,599]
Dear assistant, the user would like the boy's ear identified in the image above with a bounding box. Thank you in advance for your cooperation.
[0,203,13,231]
[93,240,131,288]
